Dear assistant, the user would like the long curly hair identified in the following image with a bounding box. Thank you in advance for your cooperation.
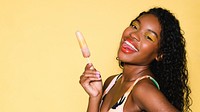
[140,7,192,111]
[118,7,192,111]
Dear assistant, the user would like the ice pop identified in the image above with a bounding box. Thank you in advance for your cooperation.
[76,31,91,63]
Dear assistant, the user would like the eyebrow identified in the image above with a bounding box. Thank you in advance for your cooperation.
[131,19,159,38]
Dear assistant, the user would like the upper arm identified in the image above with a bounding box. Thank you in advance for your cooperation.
[131,79,179,112]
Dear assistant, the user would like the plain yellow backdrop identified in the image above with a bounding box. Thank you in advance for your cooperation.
[0,0,199,111]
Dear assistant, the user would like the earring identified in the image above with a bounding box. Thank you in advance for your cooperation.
[156,54,163,61]
[116,57,124,69]
[116,57,119,60]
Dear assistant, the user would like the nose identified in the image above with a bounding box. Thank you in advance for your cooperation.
[129,32,140,42]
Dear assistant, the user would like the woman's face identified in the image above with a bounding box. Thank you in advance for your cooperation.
[118,14,161,66]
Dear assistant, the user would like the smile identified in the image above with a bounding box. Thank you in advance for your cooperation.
[124,41,139,52]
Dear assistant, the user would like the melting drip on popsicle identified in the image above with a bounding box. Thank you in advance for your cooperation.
[76,31,91,63]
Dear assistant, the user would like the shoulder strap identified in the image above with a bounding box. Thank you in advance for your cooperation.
[149,76,160,89]
[127,75,160,92]
[103,74,122,96]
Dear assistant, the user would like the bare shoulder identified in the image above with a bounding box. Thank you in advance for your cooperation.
[131,78,178,112]
[131,78,161,105]
[132,77,159,94]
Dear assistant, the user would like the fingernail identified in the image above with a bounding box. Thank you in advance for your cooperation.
[96,71,101,79]
[89,66,94,70]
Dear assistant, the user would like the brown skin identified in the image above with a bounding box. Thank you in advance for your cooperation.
[79,14,178,112]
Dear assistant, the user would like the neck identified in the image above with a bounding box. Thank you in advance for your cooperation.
[121,64,152,82]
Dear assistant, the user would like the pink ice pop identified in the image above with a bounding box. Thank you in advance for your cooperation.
[76,31,91,63]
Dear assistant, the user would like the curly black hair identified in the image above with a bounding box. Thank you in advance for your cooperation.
[118,7,192,111]
[138,7,192,112]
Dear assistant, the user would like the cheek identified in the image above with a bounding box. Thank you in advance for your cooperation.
[141,42,158,56]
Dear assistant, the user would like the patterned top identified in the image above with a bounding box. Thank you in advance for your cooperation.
[100,74,160,112]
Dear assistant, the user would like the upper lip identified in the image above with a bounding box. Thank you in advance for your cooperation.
[123,39,139,52]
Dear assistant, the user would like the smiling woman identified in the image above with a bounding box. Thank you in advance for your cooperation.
[79,7,192,112]
[118,14,161,65]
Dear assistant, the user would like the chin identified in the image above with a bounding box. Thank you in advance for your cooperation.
[118,55,130,63]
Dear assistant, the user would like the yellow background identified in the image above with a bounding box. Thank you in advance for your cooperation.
[0,0,199,111]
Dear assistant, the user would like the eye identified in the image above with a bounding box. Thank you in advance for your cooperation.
[130,21,139,30]
[131,24,137,29]
[146,36,153,41]
[132,25,137,30]
[145,34,156,42]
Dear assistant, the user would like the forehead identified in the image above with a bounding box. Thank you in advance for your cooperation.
[137,14,161,36]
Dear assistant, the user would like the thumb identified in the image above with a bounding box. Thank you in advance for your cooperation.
[85,63,95,70]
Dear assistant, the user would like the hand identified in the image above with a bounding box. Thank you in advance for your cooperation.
[79,63,103,97]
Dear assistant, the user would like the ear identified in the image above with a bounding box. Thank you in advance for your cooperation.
[155,54,163,61]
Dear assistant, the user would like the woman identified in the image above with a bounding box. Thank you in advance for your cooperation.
[79,7,192,112]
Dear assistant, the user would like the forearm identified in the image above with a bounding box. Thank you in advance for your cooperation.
[87,96,102,112]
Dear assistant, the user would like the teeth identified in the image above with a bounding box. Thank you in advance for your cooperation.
[124,41,138,52]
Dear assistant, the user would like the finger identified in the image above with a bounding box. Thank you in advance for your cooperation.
[83,70,97,75]
[80,71,101,82]
[81,71,101,79]
[80,74,97,79]
[85,63,96,71]
[79,76,101,86]
[80,73,101,82]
